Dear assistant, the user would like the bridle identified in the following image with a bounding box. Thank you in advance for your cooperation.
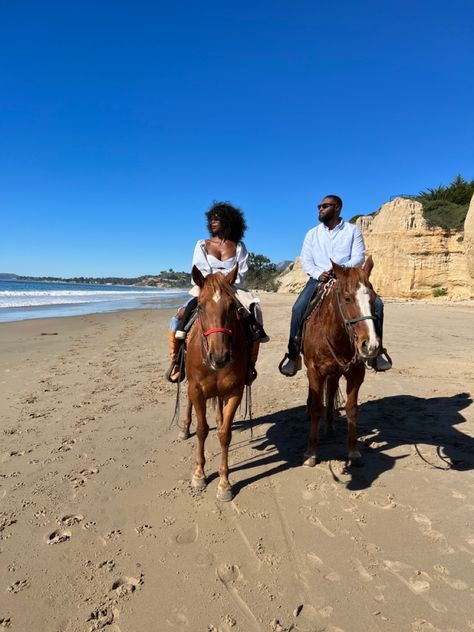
[334,282,376,339]
[323,278,376,371]
[196,307,235,362]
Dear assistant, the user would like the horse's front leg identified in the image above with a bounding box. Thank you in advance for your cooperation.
[345,363,365,465]
[216,397,223,431]
[216,393,242,501]
[178,399,193,440]
[190,391,209,490]
[304,373,325,467]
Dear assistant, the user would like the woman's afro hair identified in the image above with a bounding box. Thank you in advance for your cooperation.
[205,201,247,243]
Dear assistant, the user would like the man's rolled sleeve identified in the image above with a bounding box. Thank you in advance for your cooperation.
[300,230,321,278]
[345,227,366,268]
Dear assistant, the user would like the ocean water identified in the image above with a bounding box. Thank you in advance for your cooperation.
[0,279,189,323]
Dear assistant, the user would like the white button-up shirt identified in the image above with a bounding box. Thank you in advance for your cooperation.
[300,219,365,279]
[191,239,249,286]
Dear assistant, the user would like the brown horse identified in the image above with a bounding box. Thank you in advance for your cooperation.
[184,265,247,501]
[302,256,379,467]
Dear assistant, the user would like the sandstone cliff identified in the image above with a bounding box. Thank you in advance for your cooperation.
[277,195,474,299]
[464,193,474,280]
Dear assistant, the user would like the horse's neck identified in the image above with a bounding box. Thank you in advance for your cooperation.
[324,286,351,345]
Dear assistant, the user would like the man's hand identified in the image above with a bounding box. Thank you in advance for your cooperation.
[318,270,332,283]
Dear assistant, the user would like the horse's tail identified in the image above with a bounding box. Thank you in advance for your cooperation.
[323,377,344,414]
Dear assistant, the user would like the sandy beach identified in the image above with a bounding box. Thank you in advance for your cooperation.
[1,294,474,632]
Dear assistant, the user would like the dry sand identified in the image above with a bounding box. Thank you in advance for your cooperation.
[1,295,474,632]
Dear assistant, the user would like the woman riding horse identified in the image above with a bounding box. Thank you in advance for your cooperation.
[166,201,269,383]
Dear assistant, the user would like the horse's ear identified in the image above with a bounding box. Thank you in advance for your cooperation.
[363,255,374,278]
[331,260,345,277]
[226,264,238,286]
[192,265,205,287]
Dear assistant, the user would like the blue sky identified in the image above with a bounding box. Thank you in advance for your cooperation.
[2,1,473,277]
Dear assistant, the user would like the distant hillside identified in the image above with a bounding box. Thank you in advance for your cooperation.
[0,273,20,280]
[5,271,191,288]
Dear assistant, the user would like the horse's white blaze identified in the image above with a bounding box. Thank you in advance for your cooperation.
[212,289,221,303]
[355,283,378,353]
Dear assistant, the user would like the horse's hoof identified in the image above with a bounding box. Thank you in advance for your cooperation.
[303,454,317,467]
[178,429,190,440]
[216,486,234,502]
[191,476,207,490]
[349,454,364,467]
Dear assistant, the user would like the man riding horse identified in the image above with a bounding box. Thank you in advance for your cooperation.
[279,194,392,376]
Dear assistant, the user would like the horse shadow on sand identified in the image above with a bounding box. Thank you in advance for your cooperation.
[226,391,473,494]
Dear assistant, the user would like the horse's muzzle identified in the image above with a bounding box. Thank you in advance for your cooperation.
[208,351,232,370]
[357,338,379,359]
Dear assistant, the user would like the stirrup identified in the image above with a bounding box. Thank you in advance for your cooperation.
[278,353,302,377]
[165,345,186,383]
[165,359,184,383]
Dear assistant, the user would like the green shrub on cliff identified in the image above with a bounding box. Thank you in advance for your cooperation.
[416,174,474,230]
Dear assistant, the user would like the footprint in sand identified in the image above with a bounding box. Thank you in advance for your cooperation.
[166,607,189,628]
[307,514,335,538]
[7,579,30,594]
[292,603,328,630]
[351,557,374,582]
[70,468,99,488]
[384,560,447,613]
[87,605,119,631]
[433,565,468,591]
[58,514,84,527]
[46,528,72,544]
[216,563,241,584]
[0,618,11,628]
[195,550,216,568]
[112,575,142,598]
[306,551,342,582]
[175,524,198,545]
[413,513,453,553]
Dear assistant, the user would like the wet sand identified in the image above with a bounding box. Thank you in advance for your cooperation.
[1,295,474,631]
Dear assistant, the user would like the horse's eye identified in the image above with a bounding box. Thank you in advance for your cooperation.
[344,296,353,303]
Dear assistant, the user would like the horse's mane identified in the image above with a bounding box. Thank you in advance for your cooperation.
[200,272,235,301]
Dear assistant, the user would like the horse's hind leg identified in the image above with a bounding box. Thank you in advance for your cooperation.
[178,399,193,440]
[190,393,209,490]
[345,363,365,465]
[325,376,340,438]
[304,376,324,467]
[216,393,242,501]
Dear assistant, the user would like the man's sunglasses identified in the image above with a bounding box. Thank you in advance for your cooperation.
[318,203,336,210]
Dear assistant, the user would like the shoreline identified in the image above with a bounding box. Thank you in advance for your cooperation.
[1,295,473,630]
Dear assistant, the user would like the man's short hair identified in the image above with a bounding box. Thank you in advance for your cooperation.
[326,195,343,209]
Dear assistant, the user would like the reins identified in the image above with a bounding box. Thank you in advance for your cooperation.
[321,278,375,372]
[197,315,234,362]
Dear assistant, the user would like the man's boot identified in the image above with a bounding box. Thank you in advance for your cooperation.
[245,341,260,385]
[278,337,302,377]
[165,330,184,383]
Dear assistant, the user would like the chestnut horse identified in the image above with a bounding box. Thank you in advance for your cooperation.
[302,257,379,467]
[185,265,247,501]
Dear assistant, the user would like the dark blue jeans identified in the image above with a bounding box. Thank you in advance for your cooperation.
[287,278,384,358]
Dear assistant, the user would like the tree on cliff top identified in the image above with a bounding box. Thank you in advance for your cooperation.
[416,174,474,230]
